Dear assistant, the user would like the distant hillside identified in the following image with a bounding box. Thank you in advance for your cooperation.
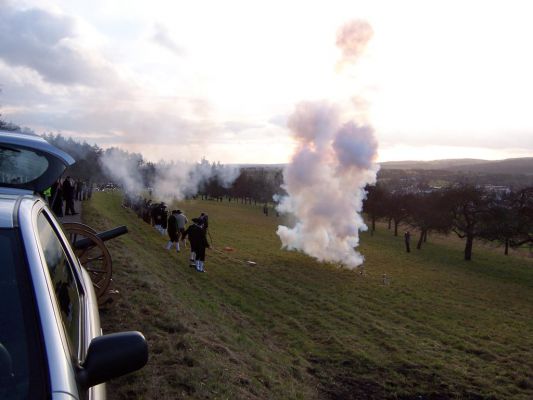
[380,157,533,175]
[447,158,533,175]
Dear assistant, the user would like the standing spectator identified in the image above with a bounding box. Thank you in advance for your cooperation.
[165,210,180,252]
[75,180,82,201]
[62,176,77,215]
[183,218,210,272]
[43,186,52,205]
[50,179,63,217]
[175,209,189,251]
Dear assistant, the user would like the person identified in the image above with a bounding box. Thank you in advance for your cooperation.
[160,205,169,235]
[183,218,210,272]
[75,180,82,201]
[43,186,52,205]
[151,202,166,234]
[62,176,77,215]
[50,179,63,217]
[165,210,180,252]
[175,209,188,249]
[404,231,411,253]
[263,203,268,216]
[198,212,209,233]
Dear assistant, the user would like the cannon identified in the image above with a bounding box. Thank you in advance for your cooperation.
[73,225,128,250]
[62,222,128,303]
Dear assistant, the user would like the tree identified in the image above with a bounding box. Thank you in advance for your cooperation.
[0,114,21,132]
[481,191,520,255]
[513,187,533,247]
[481,188,533,254]
[443,185,488,261]
[384,191,414,236]
[363,184,387,235]
[407,191,451,249]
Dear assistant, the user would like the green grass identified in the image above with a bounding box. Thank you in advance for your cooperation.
[83,192,533,399]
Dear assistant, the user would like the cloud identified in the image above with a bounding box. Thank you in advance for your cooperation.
[223,120,262,133]
[152,23,184,56]
[0,3,113,86]
[0,2,220,160]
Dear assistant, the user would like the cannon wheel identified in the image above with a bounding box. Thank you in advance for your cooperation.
[62,222,112,299]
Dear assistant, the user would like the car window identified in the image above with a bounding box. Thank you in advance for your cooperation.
[0,229,47,399]
[0,146,49,185]
[36,212,82,358]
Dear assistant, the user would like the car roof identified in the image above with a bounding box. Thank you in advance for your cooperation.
[0,193,35,228]
[0,130,75,192]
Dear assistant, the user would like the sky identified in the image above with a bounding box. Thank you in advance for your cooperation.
[1,0,532,164]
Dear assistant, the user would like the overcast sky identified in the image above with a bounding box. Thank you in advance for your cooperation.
[1,0,532,163]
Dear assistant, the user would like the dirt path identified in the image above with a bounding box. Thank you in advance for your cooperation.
[58,199,83,224]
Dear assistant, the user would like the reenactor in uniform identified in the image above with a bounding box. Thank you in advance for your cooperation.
[183,218,210,272]
[175,210,188,251]
[165,210,180,251]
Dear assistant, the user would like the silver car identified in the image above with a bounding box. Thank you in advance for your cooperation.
[0,131,148,399]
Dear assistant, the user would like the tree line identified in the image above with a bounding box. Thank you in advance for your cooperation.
[364,184,533,260]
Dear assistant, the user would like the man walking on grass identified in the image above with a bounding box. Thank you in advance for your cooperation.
[183,218,210,272]
[165,210,180,252]
[175,209,188,252]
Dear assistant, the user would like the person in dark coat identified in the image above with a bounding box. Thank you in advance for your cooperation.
[183,218,210,272]
[62,176,77,215]
[198,212,209,233]
[165,210,180,252]
[50,179,64,217]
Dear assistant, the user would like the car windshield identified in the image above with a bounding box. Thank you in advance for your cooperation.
[0,146,49,186]
[0,229,46,399]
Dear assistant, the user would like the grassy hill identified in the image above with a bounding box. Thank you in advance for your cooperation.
[82,192,533,399]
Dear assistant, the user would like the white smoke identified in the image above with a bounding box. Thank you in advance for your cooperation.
[336,19,374,68]
[100,148,144,194]
[151,158,239,202]
[276,20,378,269]
[99,151,239,202]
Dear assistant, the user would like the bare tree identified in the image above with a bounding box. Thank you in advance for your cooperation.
[407,191,451,250]
[443,185,488,261]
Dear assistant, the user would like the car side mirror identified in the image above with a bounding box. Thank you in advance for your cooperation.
[78,331,148,389]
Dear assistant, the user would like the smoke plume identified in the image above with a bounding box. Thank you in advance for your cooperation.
[100,148,144,195]
[276,20,378,269]
[151,159,239,202]
[99,151,239,202]
[336,19,373,68]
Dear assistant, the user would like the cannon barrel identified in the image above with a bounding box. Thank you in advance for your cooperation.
[73,225,128,250]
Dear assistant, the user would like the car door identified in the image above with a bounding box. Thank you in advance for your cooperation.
[33,203,105,399]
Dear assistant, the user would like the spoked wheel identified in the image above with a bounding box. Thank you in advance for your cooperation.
[62,222,112,299]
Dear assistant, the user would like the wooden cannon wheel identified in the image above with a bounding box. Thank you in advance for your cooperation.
[62,222,112,299]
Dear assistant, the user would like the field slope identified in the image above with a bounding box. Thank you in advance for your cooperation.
[83,192,533,399]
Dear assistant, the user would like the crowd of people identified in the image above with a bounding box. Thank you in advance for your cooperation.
[123,194,210,273]
[47,176,92,217]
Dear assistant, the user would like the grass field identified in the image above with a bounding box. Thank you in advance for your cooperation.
[82,191,533,399]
